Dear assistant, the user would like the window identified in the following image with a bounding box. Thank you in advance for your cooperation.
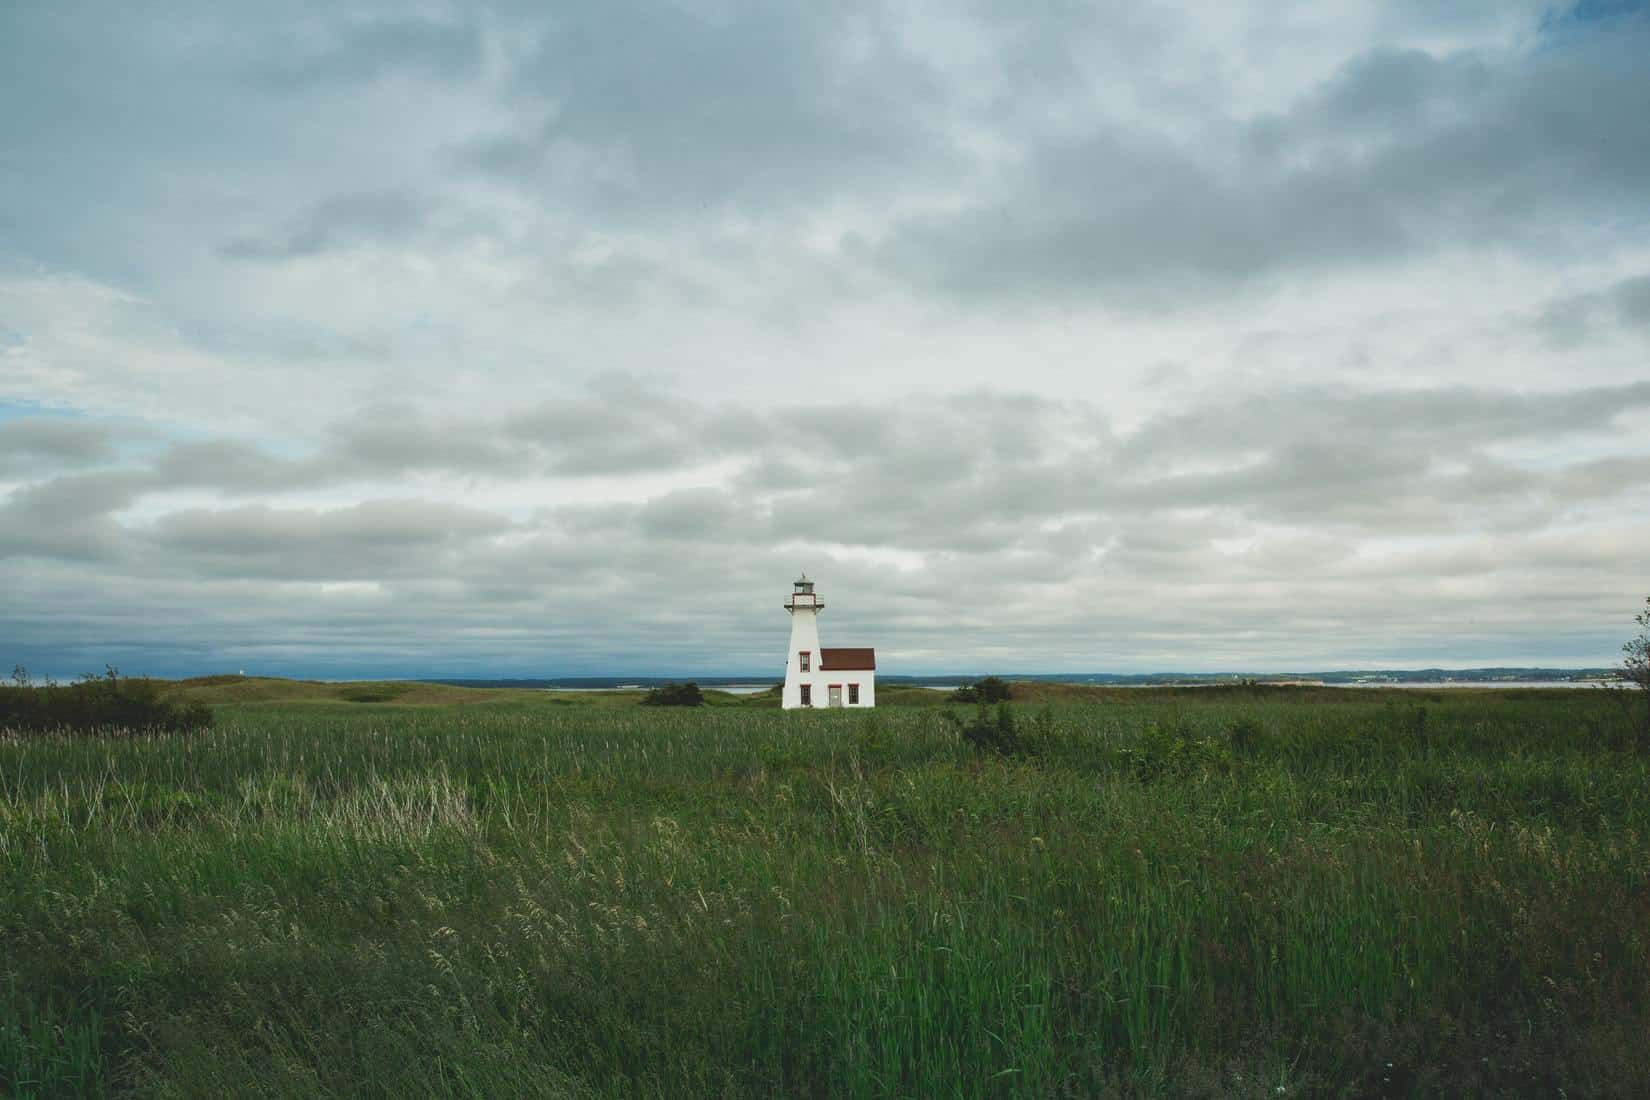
[799,651,810,672]
[800,684,811,706]
[848,683,859,705]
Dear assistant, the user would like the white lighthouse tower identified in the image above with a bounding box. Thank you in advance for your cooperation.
[782,574,875,709]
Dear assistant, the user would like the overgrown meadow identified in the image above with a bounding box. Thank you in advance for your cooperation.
[3,685,1648,1096]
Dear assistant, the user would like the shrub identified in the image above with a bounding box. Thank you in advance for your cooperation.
[1125,720,1230,781]
[0,667,212,735]
[951,676,1012,704]
[944,703,1032,757]
[1619,595,1650,738]
[1227,716,1262,757]
[641,682,705,707]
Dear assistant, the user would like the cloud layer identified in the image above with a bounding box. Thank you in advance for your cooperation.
[2,1,1648,675]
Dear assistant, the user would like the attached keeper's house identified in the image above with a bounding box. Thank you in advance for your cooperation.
[782,574,875,709]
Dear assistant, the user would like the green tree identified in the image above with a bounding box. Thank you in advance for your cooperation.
[1621,596,1650,737]
[951,676,1012,704]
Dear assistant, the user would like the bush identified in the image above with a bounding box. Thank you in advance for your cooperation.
[0,667,213,735]
[951,676,1012,704]
[641,682,705,707]
[945,703,1033,757]
[1125,720,1230,781]
[1227,717,1262,757]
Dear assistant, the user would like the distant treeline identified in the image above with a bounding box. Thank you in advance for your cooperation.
[2,667,213,735]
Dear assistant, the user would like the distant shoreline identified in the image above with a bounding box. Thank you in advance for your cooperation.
[423,668,1623,691]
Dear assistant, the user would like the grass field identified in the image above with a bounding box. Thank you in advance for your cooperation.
[3,683,1648,1096]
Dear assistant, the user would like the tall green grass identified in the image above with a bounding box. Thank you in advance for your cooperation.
[2,690,1648,1096]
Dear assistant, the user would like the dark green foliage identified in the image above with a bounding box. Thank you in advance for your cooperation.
[943,702,1031,757]
[1226,716,1262,756]
[1621,595,1650,737]
[640,681,705,707]
[0,667,212,735]
[949,675,1012,704]
[974,675,1012,703]
[1123,719,1231,780]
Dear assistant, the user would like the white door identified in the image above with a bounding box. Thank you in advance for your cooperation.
[828,685,843,707]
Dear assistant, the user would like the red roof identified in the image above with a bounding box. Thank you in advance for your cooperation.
[819,647,876,671]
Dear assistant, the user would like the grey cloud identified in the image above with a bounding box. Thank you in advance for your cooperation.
[1553,454,1650,499]
[148,408,559,493]
[881,22,1650,303]
[725,379,1649,548]
[55,392,762,499]
[1121,382,1650,466]
[1099,384,1650,534]
[248,17,484,89]
[1537,272,1650,345]
[148,499,514,580]
[220,191,429,261]
[506,386,772,476]
[153,499,511,551]
[1618,275,1650,327]
[636,488,742,541]
[329,409,525,476]
[785,406,900,463]
[0,418,122,474]
[18,380,1650,563]
[884,134,1401,302]
[508,400,701,475]
[2,471,146,526]
[761,381,1647,544]
[454,0,955,216]
[1270,48,1493,141]
[150,440,317,492]
[0,471,148,561]
[44,378,1645,569]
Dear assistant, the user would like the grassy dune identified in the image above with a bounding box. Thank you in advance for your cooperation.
[163,675,568,706]
[3,687,1648,1096]
[161,676,771,709]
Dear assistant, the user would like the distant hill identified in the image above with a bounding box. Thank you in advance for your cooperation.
[163,676,544,705]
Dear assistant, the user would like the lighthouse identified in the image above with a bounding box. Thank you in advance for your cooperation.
[783,574,876,709]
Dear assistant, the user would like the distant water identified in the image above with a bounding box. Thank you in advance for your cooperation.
[1342,681,1609,690]
[914,681,1612,691]
[546,684,775,695]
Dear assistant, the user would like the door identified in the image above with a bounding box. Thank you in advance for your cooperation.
[828,685,843,708]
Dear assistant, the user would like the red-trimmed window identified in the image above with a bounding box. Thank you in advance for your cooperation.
[848,683,860,705]
[800,684,811,706]
[799,651,811,672]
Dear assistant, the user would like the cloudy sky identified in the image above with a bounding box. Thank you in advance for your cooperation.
[3,1,1648,678]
